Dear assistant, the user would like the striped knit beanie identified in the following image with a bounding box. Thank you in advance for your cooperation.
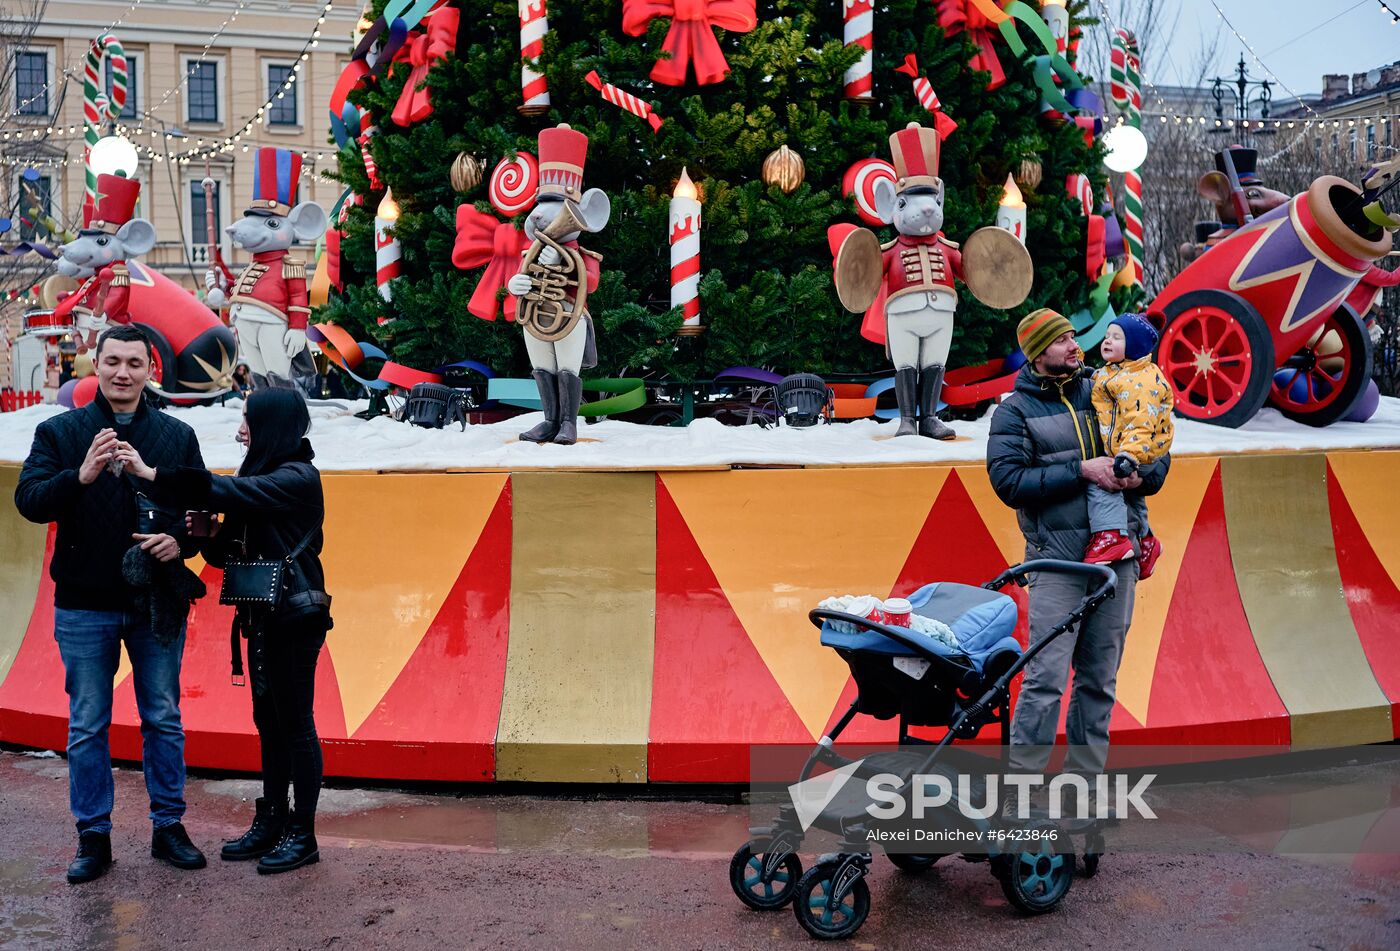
[1017,308,1075,363]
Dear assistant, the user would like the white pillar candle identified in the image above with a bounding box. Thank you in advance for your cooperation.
[995,174,1027,243]
[670,167,702,333]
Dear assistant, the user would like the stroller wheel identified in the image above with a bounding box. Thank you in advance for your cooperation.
[729,842,802,911]
[1082,830,1104,878]
[886,852,944,875]
[996,836,1075,914]
[793,860,871,940]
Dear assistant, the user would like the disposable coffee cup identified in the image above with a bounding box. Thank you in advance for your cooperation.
[882,598,913,627]
[848,595,884,625]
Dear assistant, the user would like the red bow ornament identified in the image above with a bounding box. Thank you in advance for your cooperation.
[621,0,757,86]
[452,205,532,322]
[933,0,1005,90]
[390,7,460,126]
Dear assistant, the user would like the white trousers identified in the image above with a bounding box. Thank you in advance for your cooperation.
[523,317,587,374]
[232,309,293,381]
[887,300,955,370]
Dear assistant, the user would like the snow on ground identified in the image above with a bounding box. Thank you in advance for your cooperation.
[2,396,1399,471]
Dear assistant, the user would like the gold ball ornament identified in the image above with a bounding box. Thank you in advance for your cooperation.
[450,153,484,193]
[72,352,95,379]
[762,145,805,194]
[1015,158,1043,194]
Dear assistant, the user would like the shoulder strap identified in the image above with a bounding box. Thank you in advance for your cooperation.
[282,516,321,565]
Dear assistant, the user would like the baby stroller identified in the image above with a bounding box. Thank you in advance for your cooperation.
[728,560,1118,940]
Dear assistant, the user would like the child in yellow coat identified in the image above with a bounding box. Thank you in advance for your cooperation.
[1085,313,1173,577]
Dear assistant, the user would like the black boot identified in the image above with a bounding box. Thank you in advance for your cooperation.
[918,364,957,440]
[894,367,919,437]
[151,822,207,870]
[257,820,319,875]
[67,831,113,884]
[552,371,583,445]
[520,369,561,443]
[221,798,288,862]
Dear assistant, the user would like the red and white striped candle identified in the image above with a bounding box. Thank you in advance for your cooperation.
[375,189,401,302]
[670,168,701,331]
[518,0,550,116]
[843,0,874,101]
[584,70,663,132]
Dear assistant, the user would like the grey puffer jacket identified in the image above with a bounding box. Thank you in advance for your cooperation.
[986,364,1169,561]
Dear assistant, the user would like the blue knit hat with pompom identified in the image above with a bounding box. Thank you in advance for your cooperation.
[1109,313,1159,360]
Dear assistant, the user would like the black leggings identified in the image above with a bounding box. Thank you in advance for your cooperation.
[247,613,327,824]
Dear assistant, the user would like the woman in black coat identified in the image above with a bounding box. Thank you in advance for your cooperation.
[119,388,331,875]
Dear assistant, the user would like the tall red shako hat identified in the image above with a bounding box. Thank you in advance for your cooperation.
[888,122,942,196]
[536,123,587,201]
[250,146,304,216]
[84,173,141,235]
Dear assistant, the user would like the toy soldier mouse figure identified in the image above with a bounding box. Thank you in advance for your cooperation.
[830,123,1033,439]
[54,174,156,352]
[506,124,611,446]
[206,148,328,389]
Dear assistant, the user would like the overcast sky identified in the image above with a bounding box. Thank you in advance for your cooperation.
[1115,0,1400,96]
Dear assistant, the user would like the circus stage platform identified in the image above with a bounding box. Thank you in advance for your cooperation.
[0,426,1397,783]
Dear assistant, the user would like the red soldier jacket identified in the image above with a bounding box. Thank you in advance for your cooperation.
[228,249,311,329]
[53,263,132,325]
[882,233,963,305]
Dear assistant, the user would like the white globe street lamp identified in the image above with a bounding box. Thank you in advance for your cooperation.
[1102,124,1148,173]
[89,134,139,177]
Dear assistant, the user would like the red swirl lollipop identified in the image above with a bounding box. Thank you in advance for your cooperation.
[489,151,539,217]
[843,158,897,227]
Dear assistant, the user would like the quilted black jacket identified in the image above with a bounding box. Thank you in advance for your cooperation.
[14,391,204,611]
[987,364,1170,561]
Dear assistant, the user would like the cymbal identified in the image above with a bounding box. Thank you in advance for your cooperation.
[832,227,883,313]
[961,226,1033,310]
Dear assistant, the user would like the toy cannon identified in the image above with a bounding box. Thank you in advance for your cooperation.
[1148,159,1400,428]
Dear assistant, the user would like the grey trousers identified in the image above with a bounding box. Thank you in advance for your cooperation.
[1086,483,1150,536]
[1009,558,1139,776]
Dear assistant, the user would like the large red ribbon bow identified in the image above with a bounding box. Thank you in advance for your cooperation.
[452,205,531,322]
[621,0,757,86]
[934,0,1005,90]
[390,7,460,126]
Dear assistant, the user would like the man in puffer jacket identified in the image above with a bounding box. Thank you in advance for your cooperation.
[986,308,1170,783]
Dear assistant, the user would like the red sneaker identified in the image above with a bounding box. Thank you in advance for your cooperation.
[1138,534,1162,579]
[1084,530,1136,564]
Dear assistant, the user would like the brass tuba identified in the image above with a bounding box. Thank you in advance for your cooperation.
[517,201,592,342]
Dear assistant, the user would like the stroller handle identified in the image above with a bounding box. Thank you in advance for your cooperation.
[984,559,1117,603]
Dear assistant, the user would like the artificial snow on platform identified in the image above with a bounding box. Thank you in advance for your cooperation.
[2,396,1399,472]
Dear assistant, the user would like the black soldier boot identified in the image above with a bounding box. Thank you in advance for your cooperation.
[918,364,957,440]
[894,366,919,437]
[221,797,288,861]
[520,369,560,443]
[553,371,583,445]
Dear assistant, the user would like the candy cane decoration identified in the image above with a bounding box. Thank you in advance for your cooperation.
[842,158,897,227]
[843,0,874,101]
[1110,29,1144,287]
[584,71,664,133]
[82,33,129,221]
[518,0,550,116]
[359,112,383,191]
[893,55,958,140]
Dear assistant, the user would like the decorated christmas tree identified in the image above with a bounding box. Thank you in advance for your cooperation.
[319,0,1125,385]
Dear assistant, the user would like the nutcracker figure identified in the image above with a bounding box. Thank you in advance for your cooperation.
[54,174,156,351]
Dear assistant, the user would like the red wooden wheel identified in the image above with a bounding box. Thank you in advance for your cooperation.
[1158,290,1275,429]
[1267,305,1373,428]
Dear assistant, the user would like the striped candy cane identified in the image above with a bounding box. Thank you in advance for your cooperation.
[584,71,664,132]
[82,33,129,221]
[1110,30,1144,288]
[843,0,873,101]
[518,0,550,116]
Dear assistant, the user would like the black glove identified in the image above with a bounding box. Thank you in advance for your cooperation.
[1113,454,1139,479]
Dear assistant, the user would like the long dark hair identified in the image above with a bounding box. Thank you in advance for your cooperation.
[239,388,313,477]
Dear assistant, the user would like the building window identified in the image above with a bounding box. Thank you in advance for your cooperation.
[186,60,219,123]
[1366,123,1376,160]
[18,174,52,241]
[15,50,48,115]
[105,53,139,121]
[189,180,221,249]
[267,64,297,126]
[1349,128,1357,161]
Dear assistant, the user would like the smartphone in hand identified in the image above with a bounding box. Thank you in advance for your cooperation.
[186,510,214,537]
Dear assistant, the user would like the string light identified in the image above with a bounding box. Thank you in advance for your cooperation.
[1378,1,1400,25]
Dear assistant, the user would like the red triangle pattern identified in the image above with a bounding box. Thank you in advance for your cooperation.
[1326,463,1400,736]
[650,476,811,782]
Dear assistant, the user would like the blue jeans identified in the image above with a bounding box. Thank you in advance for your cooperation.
[53,608,188,835]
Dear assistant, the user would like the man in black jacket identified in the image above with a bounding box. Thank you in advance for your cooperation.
[987,309,1170,789]
[14,324,209,883]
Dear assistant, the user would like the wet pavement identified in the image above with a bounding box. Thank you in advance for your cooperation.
[1,749,1398,950]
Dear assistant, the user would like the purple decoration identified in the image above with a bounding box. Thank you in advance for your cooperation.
[714,366,783,386]
[57,379,79,409]
[1345,379,1381,422]
[1234,201,1354,331]
[1005,348,1028,372]
[1099,203,1126,258]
